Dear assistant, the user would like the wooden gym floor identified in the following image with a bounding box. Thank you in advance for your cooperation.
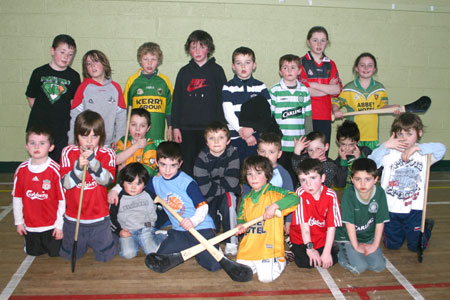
[1,172,450,300]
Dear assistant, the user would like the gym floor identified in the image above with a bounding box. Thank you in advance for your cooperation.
[1,172,450,300]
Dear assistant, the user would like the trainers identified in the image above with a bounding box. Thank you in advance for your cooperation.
[285,236,293,249]
[224,243,238,256]
[425,218,435,232]
[285,250,295,263]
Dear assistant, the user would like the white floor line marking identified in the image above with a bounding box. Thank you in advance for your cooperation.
[0,255,35,300]
[0,182,12,185]
[428,202,450,205]
[317,267,346,300]
[385,257,424,300]
[0,204,12,221]
[429,179,450,182]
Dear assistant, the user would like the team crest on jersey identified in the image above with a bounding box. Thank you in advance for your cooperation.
[42,179,51,190]
[308,69,314,76]
[41,76,70,104]
[137,88,144,95]
[368,201,379,213]
[157,88,163,95]
[136,156,142,162]
[374,94,379,100]
[353,94,360,100]
[150,158,155,165]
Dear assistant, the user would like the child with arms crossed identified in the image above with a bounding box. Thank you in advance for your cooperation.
[13,125,65,256]
[60,110,117,262]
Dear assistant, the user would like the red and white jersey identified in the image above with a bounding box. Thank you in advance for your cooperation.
[290,185,341,248]
[12,158,65,231]
[60,145,115,220]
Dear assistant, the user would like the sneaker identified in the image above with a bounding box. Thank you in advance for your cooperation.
[285,236,292,249]
[224,243,238,256]
[285,250,295,263]
[155,229,168,236]
[425,218,435,232]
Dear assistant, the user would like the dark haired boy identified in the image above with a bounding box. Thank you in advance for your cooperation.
[222,46,271,163]
[335,158,388,274]
[25,34,81,163]
[289,158,341,269]
[193,122,240,255]
[172,30,227,176]
[145,141,221,271]
[13,125,65,256]
[334,120,372,188]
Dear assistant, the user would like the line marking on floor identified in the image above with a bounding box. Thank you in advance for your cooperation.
[0,204,12,221]
[317,267,346,299]
[0,255,35,300]
[385,257,424,300]
[428,202,450,205]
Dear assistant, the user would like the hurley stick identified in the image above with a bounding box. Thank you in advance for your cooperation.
[123,107,132,151]
[418,153,432,263]
[71,165,87,273]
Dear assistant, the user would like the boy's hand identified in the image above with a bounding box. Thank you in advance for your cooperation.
[284,221,291,235]
[264,203,279,220]
[245,135,257,146]
[320,251,333,268]
[354,243,365,254]
[79,148,93,167]
[180,218,194,231]
[111,142,117,150]
[338,145,351,160]
[314,148,327,161]
[306,248,321,267]
[120,229,131,238]
[16,224,27,236]
[173,128,182,143]
[239,127,254,139]
[401,145,420,162]
[353,146,361,159]
[333,110,344,119]
[384,133,408,152]
[135,138,147,149]
[236,224,247,235]
[293,136,309,155]
[167,127,173,142]
[108,190,119,205]
[363,243,378,256]
[53,228,63,240]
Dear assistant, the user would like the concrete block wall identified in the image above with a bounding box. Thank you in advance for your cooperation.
[1,0,449,161]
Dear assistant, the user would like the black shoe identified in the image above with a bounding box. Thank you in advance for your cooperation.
[425,218,435,232]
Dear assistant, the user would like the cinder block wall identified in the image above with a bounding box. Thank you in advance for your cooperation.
[1,0,449,161]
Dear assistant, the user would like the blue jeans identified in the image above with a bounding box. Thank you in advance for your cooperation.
[337,241,385,274]
[119,227,166,259]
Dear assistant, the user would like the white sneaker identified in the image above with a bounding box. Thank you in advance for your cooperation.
[224,243,238,256]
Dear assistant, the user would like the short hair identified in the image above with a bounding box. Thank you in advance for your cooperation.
[353,52,378,76]
[157,141,182,162]
[26,125,54,145]
[118,162,150,187]
[336,120,360,142]
[184,30,215,57]
[204,121,230,140]
[52,34,76,49]
[241,155,273,185]
[74,110,106,147]
[295,158,324,176]
[258,132,282,151]
[137,42,163,64]
[131,108,151,126]
[232,47,255,63]
[306,131,327,144]
[391,112,424,140]
[82,50,111,79]
[350,158,378,178]
[279,54,301,69]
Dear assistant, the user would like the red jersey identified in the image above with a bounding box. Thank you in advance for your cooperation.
[298,51,342,120]
[60,145,115,220]
[290,185,342,249]
[12,158,65,230]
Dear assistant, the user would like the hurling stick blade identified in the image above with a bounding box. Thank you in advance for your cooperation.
[154,196,254,282]
[405,96,431,113]
[145,252,184,273]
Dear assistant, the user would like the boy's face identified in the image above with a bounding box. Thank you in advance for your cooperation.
[50,43,75,71]
[257,143,281,167]
[206,130,230,157]
[129,115,150,141]
[78,129,100,151]
[279,61,300,85]
[189,41,208,66]
[123,176,145,196]
[396,128,422,150]
[307,139,329,159]
[246,167,268,192]
[26,133,54,162]
[157,157,182,180]
[86,56,105,82]
[351,171,377,200]
[338,137,358,157]
[140,53,159,75]
[232,54,256,80]
[298,171,325,199]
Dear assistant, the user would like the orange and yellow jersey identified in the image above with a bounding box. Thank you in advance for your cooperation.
[332,78,388,142]
[236,183,299,261]
[116,136,157,176]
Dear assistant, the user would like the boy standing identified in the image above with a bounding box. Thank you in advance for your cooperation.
[222,46,271,162]
[289,159,341,269]
[193,122,240,255]
[369,113,446,252]
[269,54,312,173]
[25,34,81,163]
[172,30,227,176]
[334,120,372,188]
[145,142,221,271]
[124,42,173,146]
[13,126,65,256]
[335,158,389,274]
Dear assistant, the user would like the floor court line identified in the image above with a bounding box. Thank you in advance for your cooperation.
[385,257,424,300]
[0,256,35,300]
[0,204,12,221]
[317,266,346,299]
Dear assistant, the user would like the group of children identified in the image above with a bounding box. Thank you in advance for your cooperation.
[13,27,446,282]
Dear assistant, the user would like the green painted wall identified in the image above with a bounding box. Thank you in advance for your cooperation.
[1,0,449,161]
